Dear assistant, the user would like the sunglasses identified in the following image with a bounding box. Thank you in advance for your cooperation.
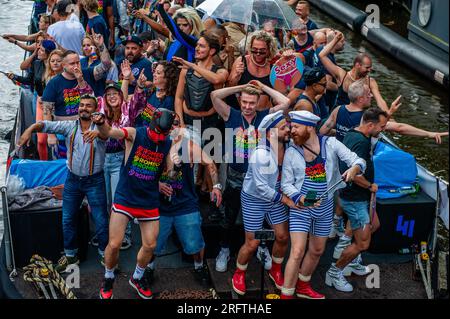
[250,49,268,55]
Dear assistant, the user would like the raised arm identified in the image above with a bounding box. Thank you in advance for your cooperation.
[156,2,198,49]
[211,85,246,121]
[91,31,112,81]
[369,78,389,112]
[227,56,245,87]
[172,56,229,86]
[249,80,290,113]
[92,112,136,142]
[319,32,346,83]
[134,9,170,38]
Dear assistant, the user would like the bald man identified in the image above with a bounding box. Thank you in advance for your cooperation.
[303,31,327,68]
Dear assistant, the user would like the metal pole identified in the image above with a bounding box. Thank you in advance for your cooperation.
[430,176,441,259]
[259,240,266,299]
[1,186,13,272]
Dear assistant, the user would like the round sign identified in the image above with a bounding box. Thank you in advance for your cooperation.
[270,56,304,93]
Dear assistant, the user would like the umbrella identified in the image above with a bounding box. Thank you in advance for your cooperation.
[197,0,299,30]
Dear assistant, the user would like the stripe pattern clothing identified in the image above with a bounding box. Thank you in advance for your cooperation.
[241,179,288,232]
[288,147,334,237]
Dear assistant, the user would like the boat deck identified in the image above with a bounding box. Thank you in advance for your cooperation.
[10,205,427,299]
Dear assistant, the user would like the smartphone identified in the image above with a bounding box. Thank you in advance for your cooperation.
[304,190,318,207]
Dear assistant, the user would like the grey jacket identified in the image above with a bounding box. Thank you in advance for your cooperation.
[281,136,366,203]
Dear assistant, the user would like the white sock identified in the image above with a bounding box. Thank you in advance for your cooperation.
[222,247,230,253]
[105,267,115,279]
[281,287,295,296]
[194,260,204,270]
[132,265,145,280]
[341,234,352,242]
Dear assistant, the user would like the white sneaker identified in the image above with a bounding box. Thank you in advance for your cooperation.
[343,254,371,276]
[333,236,352,259]
[328,217,344,239]
[256,246,272,270]
[325,265,354,292]
[215,248,230,272]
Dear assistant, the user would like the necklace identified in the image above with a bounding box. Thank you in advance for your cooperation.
[250,55,268,68]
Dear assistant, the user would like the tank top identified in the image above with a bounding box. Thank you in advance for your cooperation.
[293,136,333,218]
[114,127,172,209]
[335,105,364,142]
[292,33,314,53]
[296,94,321,118]
[184,64,220,113]
[336,73,372,107]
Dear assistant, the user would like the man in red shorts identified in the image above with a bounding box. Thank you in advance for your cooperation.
[92,108,177,299]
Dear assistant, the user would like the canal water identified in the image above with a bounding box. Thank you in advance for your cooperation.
[0,1,448,241]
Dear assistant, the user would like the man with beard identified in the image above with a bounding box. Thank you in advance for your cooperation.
[319,32,389,112]
[280,110,365,299]
[118,35,153,94]
[17,95,109,273]
[232,111,296,296]
[211,81,290,273]
[295,1,318,30]
[92,108,176,300]
[325,107,387,292]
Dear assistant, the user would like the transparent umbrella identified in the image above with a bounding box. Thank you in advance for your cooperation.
[197,0,299,30]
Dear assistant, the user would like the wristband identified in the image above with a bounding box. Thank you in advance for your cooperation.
[121,128,129,140]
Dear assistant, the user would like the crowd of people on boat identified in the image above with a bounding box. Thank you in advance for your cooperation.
[3,0,448,299]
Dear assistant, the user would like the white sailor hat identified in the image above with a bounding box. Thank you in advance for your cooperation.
[258,110,286,130]
[288,110,320,127]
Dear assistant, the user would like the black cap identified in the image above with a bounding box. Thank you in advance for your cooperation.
[303,67,326,86]
[121,35,143,47]
[105,82,122,93]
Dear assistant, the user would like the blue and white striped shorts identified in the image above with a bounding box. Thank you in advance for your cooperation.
[289,208,334,237]
[241,191,288,232]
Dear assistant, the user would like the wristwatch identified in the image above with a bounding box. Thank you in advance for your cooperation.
[212,183,223,191]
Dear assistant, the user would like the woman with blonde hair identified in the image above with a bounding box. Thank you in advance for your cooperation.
[228,31,277,111]
[135,0,204,62]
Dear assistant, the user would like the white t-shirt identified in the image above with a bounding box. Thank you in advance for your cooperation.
[47,14,85,55]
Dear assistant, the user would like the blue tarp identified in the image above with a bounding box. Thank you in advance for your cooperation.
[374,141,418,199]
[9,159,68,189]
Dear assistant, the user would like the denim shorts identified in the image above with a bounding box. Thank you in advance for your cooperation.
[155,211,205,255]
[340,199,370,230]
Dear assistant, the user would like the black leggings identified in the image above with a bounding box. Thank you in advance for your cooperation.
[219,184,242,248]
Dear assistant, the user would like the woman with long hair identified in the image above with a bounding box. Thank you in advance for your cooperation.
[121,60,179,128]
[134,0,204,62]
[228,31,277,111]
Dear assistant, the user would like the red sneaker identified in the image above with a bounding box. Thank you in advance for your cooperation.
[268,262,284,290]
[129,277,153,299]
[99,278,114,299]
[296,280,325,299]
[280,293,295,299]
[232,269,246,295]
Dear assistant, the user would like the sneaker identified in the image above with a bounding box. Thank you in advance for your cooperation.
[268,262,284,290]
[54,255,79,273]
[99,277,114,299]
[333,236,352,259]
[232,269,246,295]
[325,265,354,292]
[90,236,99,247]
[193,264,211,287]
[343,255,371,276]
[296,280,325,299]
[215,248,230,272]
[144,267,154,285]
[280,293,295,299]
[256,246,272,271]
[329,217,345,239]
[129,277,153,299]
[121,236,132,250]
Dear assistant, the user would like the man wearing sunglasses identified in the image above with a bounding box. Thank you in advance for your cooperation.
[294,67,329,120]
